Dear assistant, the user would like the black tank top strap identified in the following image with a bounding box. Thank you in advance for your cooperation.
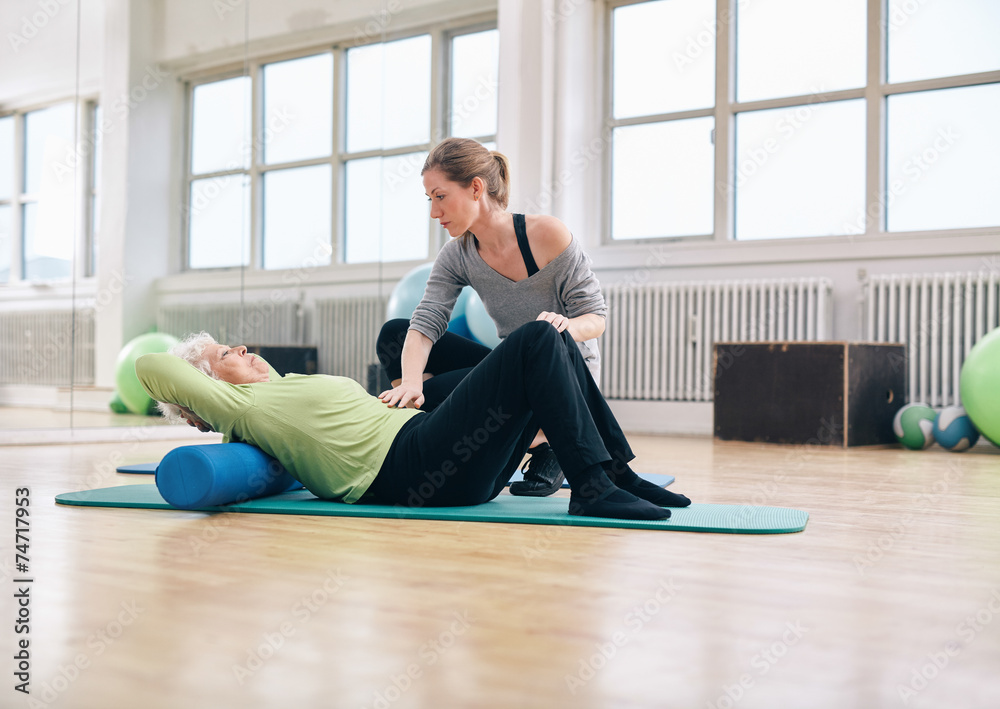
[513,213,539,277]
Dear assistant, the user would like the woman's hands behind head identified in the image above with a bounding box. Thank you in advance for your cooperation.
[178,405,215,433]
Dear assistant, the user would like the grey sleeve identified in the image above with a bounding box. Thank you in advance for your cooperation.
[559,240,608,320]
[407,242,469,344]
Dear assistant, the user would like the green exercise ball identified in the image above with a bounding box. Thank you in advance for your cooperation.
[893,403,937,450]
[108,391,128,414]
[960,326,1000,447]
[115,332,180,415]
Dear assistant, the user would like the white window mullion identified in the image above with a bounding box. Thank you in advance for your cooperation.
[11,112,25,283]
[332,45,345,265]
[601,4,615,246]
[429,26,445,254]
[181,83,194,272]
[865,0,887,237]
[714,0,734,242]
[248,60,261,270]
[73,99,91,281]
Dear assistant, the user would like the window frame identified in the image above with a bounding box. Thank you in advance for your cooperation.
[181,16,498,274]
[602,0,1000,247]
[0,97,98,286]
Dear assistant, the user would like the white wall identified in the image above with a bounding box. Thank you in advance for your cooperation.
[156,0,494,66]
[0,0,105,106]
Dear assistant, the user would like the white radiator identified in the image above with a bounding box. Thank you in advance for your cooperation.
[863,272,1000,407]
[314,296,388,384]
[601,278,833,401]
[157,300,302,346]
[0,309,96,386]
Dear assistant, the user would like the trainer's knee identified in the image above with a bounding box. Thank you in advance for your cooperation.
[377,319,409,347]
[507,320,558,345]
[376,319,410,365]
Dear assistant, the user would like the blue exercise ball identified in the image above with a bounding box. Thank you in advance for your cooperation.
[932,405,980,452]
[447,287,475,340]
[386,264,478,340]
[466,289,501,348]
[386,263,434,321]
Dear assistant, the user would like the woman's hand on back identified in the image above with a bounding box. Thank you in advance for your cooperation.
[379,383,426,409]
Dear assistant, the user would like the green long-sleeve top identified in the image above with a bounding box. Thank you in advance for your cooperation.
[135,353,423,503]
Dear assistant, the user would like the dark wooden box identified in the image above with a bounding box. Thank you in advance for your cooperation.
[713,342,906,447]
[245,345,318,376]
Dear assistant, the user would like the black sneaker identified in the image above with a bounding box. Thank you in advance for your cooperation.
[509,445,565,497]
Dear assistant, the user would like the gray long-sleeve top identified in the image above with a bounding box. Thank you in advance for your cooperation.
[408,234,608,381]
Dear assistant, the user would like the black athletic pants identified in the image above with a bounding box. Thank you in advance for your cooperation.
[367,321,634,507]
[375,318,492,411]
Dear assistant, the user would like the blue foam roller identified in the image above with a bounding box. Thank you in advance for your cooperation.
[155,443,303,510]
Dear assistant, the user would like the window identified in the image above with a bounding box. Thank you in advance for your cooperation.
[343,35,432,264]
[0,101,98,284]
[884,0,1000,233]
[607,0,1000,242]
[610,0,717,241]
[449,28,500,141]
[0,115,12,282]
[187,76,251,270]
[184,23,499,272]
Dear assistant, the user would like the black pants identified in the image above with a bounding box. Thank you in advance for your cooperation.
[376,318,492,411]
[367,321,634,507]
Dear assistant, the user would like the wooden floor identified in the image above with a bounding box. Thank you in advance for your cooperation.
[2,428,999,709]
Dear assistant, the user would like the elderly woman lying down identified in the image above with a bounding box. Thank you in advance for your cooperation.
[136,321,690,519]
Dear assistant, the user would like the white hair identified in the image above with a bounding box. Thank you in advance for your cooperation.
[156,331,221,424]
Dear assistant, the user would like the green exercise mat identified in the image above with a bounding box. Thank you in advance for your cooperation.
[55,484,808,534]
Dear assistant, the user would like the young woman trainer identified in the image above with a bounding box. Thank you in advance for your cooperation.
[377,138,607,497]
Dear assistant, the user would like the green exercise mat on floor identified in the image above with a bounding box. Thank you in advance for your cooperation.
[55,484,808,534]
